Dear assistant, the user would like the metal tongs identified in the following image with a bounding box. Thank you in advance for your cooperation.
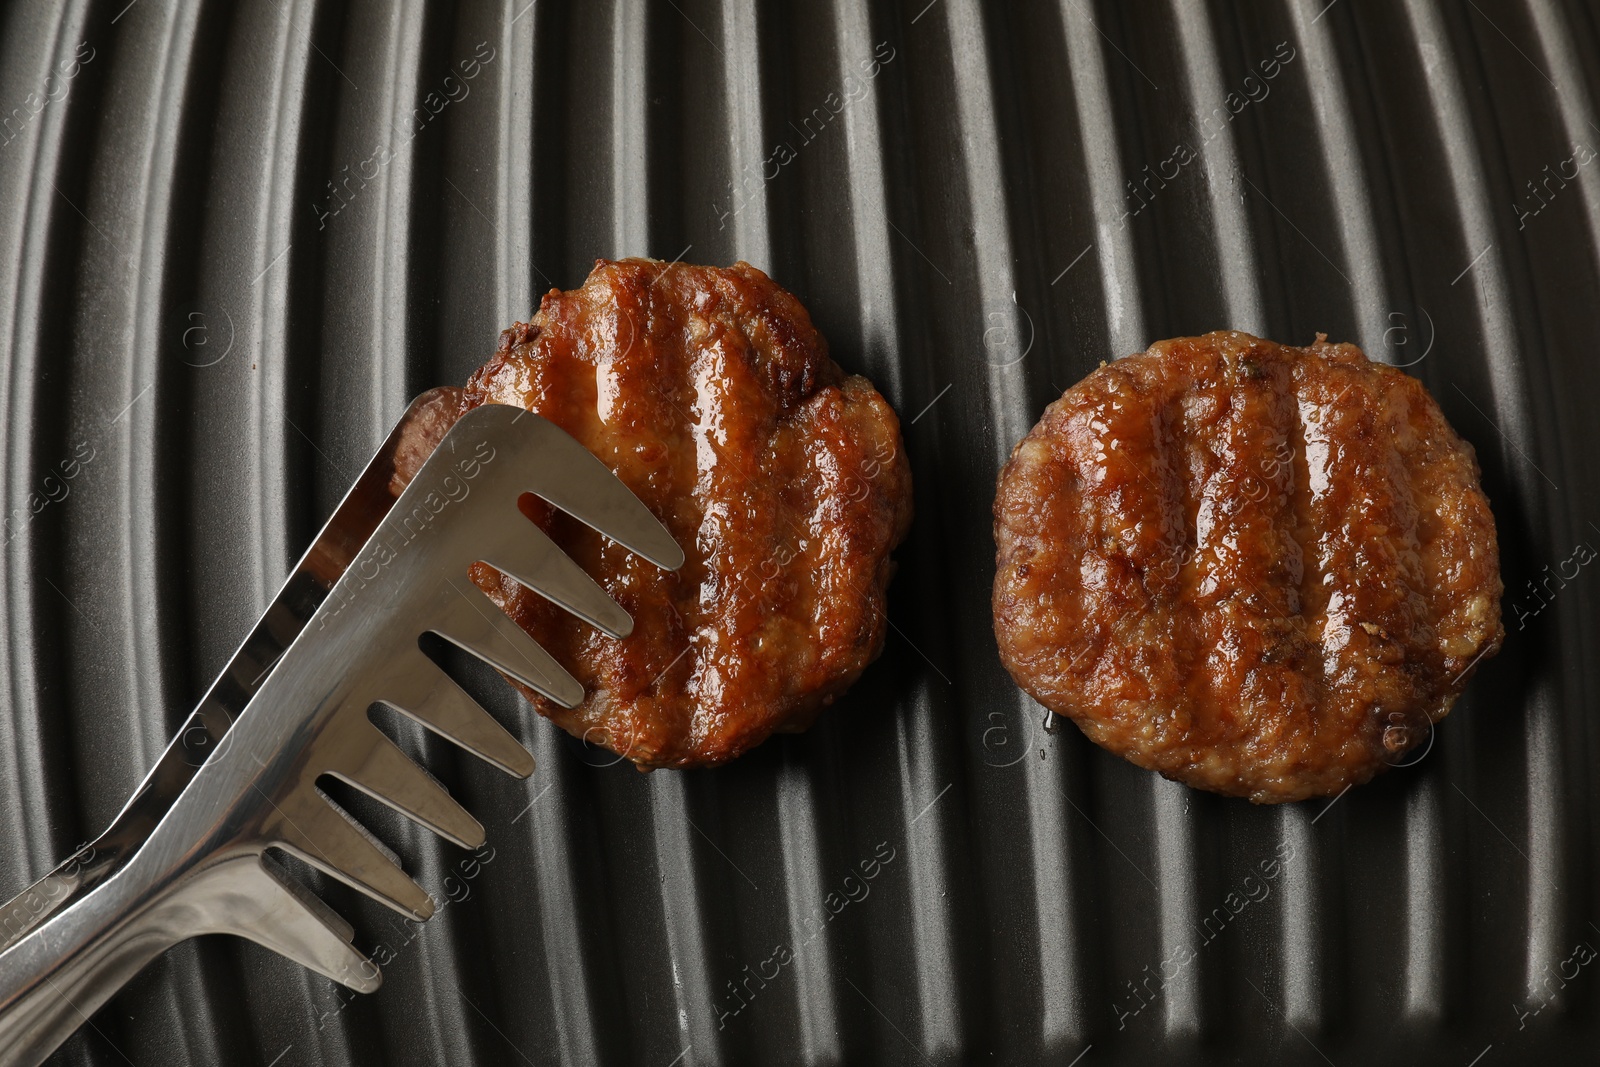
[0,393,683,1066]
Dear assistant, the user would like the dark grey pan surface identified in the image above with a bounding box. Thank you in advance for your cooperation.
[2,0,1598,1063]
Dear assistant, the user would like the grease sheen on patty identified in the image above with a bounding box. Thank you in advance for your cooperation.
[993,331,1502,803]
[463,259,913,769]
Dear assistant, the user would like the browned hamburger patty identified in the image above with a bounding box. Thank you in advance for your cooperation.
[992,331,1503,803]
[454,259,912,769]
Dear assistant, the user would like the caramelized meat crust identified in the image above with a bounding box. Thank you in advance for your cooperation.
[993,331,1503,803]
[388,386,464,498]
[461,259,912,769]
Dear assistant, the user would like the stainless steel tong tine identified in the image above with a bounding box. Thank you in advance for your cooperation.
[0,398,682,1067]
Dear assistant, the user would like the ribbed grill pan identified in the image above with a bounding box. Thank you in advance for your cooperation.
[1,1,1597,1063]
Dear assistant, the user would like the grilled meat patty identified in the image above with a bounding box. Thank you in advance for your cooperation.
[992,331,1503,803]
[448,258,912,769]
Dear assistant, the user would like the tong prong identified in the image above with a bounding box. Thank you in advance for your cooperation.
[380,651,535,778]
[478,515,633,639]
[433,581,585,708]
[500,410,686,571]
[217,856,381,994]
[321,718,485,850]
[264,792,434,921]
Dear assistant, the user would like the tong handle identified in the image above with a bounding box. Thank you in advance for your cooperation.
[0,848,195,1066]
[0,850,377,1067]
